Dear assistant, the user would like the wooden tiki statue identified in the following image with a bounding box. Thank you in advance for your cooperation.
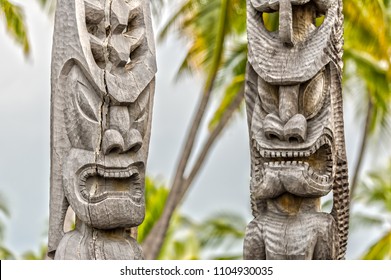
[48,0,156,259]
[244,0,349,260]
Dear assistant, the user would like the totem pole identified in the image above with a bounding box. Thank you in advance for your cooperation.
[48,0,156,259]
[244,0,349,259]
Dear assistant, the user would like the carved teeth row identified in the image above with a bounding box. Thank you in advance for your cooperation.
[308,169,330,183]
[263,161,310,167]
[264,150,313,158]
[80,189,143,203]
[307,165,332,184]
[79,166,138,182]
[97,168,136,178]
[79,165,141,203]
[254,135,332,158]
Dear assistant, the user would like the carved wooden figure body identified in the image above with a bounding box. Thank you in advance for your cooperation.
[244,0,349,260]
[48,0,156,259]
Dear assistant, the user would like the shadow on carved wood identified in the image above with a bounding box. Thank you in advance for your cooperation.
[244,0,349,260]
[48,0,156,260]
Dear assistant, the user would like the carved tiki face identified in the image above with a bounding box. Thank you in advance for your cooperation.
[246,0,344,204]
[60,64,152,229]
[50,0,156,240]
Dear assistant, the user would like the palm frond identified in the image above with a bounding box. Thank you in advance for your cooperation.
[349,212,384,231]
[197,213,246,249]
[158,0,246,84]
[0,0,30,54]
[362,230,391,260]
[0,193,9,218]
[137,177,169,243]
[208,75,244,130]
[344,0,390,61]
[36,0,56,14]
[22,244,48,260]
[357,160,391,212]
[0,246,14,260]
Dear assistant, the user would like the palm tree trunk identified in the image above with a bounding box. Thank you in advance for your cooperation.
[350,98,373,200]
[142,81,214,259]
[179,88,245,202]
[142,0,231,259]
[142,86,243,260]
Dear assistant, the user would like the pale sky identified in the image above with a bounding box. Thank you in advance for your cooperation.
[0,1,389,259]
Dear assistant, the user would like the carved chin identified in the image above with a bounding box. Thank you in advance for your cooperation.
[87,198,145,229]
[252,135,334,199]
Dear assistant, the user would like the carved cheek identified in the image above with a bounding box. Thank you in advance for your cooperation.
[258,76,279,114]
[129,88,151,142]
[131,103,148,140]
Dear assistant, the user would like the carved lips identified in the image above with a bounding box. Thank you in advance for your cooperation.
[79,164,143,204]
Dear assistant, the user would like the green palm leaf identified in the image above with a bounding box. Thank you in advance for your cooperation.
[0,193,10,242]
[355,160,391,259]
[362,231,391,260]
[0,0,29,54]
[0,246,14,260]
[138,177,169,243]
[343,0,391,131]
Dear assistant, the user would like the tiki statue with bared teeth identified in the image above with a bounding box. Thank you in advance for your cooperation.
[48,0,156,259]
[244,0,349,260]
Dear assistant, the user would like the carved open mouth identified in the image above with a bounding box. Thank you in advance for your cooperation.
[79,165,143,204]
[254,135,333,185]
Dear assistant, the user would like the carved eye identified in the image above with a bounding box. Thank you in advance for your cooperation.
[76,82,100,123]
[258,76,279,114]
[300,71,325,119]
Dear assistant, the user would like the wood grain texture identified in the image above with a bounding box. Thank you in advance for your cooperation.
[244,0,349,260]
[48,0,156,260]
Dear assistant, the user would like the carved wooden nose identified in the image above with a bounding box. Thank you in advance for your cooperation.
[264,84,307,142]
[284,114,307,142]
[279,84,299,123]
[123,129,143,153]
[103,106,143,154]
[279,0,293,46]
[263,113,307,143]
[102,129,125,154]
[101,128,142,154]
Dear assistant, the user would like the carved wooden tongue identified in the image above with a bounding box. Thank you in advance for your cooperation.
[86,176,129,196]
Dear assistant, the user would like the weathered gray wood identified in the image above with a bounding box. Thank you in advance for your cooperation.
[244,0,349,260]
[48,0,156,260]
